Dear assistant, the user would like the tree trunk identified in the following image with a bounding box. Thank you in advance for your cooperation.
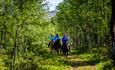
[0,0,6,51]
[111,0,115,65]
[0,29,3,50]
[11,26,19,70]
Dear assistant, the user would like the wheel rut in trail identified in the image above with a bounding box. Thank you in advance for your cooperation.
[64,55,97,70]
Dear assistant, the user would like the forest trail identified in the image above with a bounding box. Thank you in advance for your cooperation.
[59,49,97,70]
[67,55,97,70]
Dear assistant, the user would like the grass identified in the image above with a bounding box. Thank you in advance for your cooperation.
[0,47,114,70]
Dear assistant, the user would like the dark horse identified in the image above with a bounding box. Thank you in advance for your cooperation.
[61,42,69,58]
[48,40,54,52]
[48,39,69,57]
[53,39,61,54]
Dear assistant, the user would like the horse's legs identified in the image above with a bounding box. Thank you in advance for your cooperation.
[59,47,62,53]
[50,48,53,53]
[64,52,68,58]
[67,44,70,57]
[53,49,57,54]
[66,52,68,58]
[56,49,59,54]
[64,53,66,58]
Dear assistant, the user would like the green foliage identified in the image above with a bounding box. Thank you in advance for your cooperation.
[53,0,113,69]
[97,59,114,70]
[0,0,59,69]
[0,0,114,69]
[55,0,111,49]
[0,54,8,70]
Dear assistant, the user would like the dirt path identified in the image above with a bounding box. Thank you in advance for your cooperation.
[71,65,96,70]
[64,55,97,70]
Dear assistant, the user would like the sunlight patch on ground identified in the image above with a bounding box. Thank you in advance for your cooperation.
[67,55,82,61]
[70,66,96,70]
[63,52,97,70]
[41,65,70,70]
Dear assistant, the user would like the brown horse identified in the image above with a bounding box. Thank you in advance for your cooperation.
[48,40,54,52]
[53,39,61,54]
[61,42,69,58]
[48,39,69,57]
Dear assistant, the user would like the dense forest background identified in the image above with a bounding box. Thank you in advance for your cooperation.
[0,0,115,70]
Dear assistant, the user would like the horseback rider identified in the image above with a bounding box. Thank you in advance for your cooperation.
[62,34,69,44]
[48,34,54,52]
[54,34,60,42]
[48,34,54,46]
[61,33,70,57]
[53,34,61,54]
[49,34,54,41]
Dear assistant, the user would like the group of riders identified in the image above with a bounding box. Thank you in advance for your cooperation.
[48,33,70,57]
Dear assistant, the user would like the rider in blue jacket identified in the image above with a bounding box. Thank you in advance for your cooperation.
[62,34,69,44]
[49,34,54,41]
[54,34,60,42]
[48,34,54,47]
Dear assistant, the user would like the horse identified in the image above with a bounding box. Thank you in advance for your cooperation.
[48,40,54,53]
[61,42,69,58]
[53,39,61,54]
[48,39,69,57]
